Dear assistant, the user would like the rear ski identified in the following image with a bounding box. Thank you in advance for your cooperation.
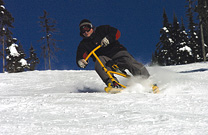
[104,87,123,94]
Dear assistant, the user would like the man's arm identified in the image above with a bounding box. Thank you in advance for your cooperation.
[76,43,88,68]
[100,25,121,47]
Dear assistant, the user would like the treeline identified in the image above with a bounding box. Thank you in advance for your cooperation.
[0,0,61,73]
[152,0,208,66]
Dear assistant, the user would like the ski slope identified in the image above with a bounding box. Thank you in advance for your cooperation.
[0,62,208,135]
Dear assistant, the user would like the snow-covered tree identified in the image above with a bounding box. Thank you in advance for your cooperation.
[0,0,14,72]
[154,9,173,65]
[177,18,193,64]
[5,38,29,73]
[170,13,182,65]
[153,0,207,66]
[170,14,194,65]
[186,0,202,62]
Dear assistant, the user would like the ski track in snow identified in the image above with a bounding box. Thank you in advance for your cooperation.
[0,63,208,135]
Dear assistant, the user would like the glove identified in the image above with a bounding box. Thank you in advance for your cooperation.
[101,37,110,47]
[78,59,88,68]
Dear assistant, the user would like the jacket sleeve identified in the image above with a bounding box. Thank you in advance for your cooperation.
[76,43,88,67]
[104,25,121,44]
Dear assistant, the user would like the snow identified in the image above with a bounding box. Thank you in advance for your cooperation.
[168,38,174,43]
[8,43,20,57]
[0,5,5,14]
[180,42,186,45]
[179,46,192,55]
[183,30,187,34]
[0,5,5,9]
[19,58,28,66]
[162,27,169,32]
[1,63,208,134]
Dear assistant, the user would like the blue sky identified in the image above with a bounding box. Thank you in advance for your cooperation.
[2,0,187,71]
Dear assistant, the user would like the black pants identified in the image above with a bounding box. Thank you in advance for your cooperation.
[94,50,150,86]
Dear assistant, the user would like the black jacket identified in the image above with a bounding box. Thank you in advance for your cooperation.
[76,25,127,68]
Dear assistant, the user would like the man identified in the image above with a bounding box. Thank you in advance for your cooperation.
[76,19,150,88]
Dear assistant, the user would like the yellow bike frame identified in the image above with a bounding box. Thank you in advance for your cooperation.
[85,45,130,88]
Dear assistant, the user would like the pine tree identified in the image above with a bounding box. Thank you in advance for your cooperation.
[154,9,173,65]
[154,0,207,66]
[196,0,208,61]
[186,0,202,62]
[0,0,14,72]
[177,18,193,64]
[28,44,39,71]
[171,13,181,65]
[39,10,61,70]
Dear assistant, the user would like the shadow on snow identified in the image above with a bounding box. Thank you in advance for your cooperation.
[77,87,102,93]
[179,68,208,73]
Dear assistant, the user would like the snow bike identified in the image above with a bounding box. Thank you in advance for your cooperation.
[85,45,159,94]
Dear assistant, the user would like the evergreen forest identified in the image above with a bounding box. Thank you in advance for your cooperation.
[153,0,208,66]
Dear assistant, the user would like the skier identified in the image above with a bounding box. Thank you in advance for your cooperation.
[76,19,150,88]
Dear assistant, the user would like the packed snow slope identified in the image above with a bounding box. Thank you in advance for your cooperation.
[0,62,208,135]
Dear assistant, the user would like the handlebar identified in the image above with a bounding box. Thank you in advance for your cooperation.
[85,45,102,61]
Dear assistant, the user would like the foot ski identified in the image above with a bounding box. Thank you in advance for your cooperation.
[104,82,123,94]
[104,87,123,94]
[152,84,159,94]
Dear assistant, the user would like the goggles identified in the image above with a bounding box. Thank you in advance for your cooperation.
[80,24,92,33]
